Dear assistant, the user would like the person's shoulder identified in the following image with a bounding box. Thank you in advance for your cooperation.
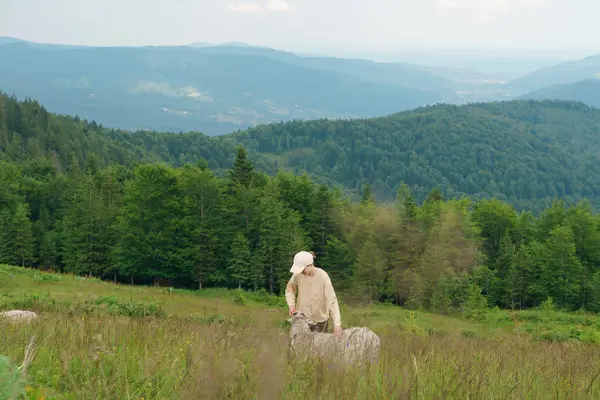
[316,267,331,280]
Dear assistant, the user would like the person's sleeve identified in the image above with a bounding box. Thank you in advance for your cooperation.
[285,274,298,308]
[324,273,341,327]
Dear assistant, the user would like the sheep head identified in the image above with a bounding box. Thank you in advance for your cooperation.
[289,311,312,337]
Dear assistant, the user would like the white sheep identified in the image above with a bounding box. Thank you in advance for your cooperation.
[0,310,39,324]
[288,312,380,366]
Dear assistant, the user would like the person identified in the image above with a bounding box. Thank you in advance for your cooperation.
[285,250,343,339]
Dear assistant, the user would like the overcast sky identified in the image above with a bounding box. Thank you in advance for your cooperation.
[1,0,598,55]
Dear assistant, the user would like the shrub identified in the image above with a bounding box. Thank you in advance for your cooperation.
[190,313,226,325]
[463,284,488,321]
[33,273,61,282]
[539,329,570,342]
[540,297,556,313]
[233,291,248,306]
[94,296,165,318]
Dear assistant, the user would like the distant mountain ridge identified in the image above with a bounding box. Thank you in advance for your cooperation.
[2,36,600,135]
[508,54,600,93]
[520,79,600,108]
[0,39,454,135]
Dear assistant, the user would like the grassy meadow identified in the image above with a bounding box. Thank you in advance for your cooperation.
[1,264,600,399]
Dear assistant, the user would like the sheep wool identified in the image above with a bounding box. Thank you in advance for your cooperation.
[285,267,341,327]
[0,310,39,324]
[288,312,380,366]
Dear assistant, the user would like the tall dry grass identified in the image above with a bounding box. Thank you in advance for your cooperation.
[2,309,600,399]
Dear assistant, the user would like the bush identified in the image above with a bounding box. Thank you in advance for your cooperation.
[33,273,62,282]
[579,329,600,344]
[233,291,248,306]
[463,284,488,321]
[539,329,570,342]
[252,288,285,307]
[540,297,556,313]
[94,296,165,318]
[189,313,226,325]
[0,293,46,311]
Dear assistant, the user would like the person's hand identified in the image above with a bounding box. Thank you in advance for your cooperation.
[289,305,295,317]
[334,326,342,340]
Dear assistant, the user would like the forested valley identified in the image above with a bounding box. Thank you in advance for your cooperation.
[1,92,600,314]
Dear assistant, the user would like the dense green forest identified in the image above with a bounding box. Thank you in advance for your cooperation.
[231,100,600,210]
[3,92,600,212]
[1,93,600,314]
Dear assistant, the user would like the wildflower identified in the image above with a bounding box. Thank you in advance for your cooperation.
[25,385,33,392]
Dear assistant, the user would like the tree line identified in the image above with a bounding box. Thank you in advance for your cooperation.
[1,147,600,314]
[4,92,600,215]
[2,92,600,314]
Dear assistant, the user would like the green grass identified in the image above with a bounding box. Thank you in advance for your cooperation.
[1,264,600,399]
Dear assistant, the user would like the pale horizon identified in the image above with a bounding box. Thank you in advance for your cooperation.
[1,0,599,60]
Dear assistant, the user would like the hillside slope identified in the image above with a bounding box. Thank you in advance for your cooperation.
[3,93,600,211]
[0,41,447,135]
[228,100,600,209]
[508,55,600,93]
[520,79,600,107]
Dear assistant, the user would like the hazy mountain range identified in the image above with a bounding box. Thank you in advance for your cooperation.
[0,36,598,135]
[520,79,600,107]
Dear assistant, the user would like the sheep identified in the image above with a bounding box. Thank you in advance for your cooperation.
[0,310,39,324]
[288,311,380,366]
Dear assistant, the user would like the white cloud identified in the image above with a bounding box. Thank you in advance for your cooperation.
[266,0,295,12]
[438,0,512,10]
[438,0,545,10]
[521,0,546,7]
[228,2,263,13]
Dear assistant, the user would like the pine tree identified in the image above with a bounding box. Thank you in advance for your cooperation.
[565,202,600,309]
[319,236,352,289]
[587,272,600,313]
[113,164,192,284]
[430,274,454,314]
[471,198,518,263]
[354,236,386,304]
[228,147,255,189]
[178,164,223,289]
[0,210,11,264]
[403,268,426,310]
[10,203,35,267]
[425,186,444,203]
[228,232,253,289]
[60,173,107,276]
[252,178,310,294]
[361,183,374,205]
[463,283,488,321]
[38,230,57,269]
[542,226,583,310]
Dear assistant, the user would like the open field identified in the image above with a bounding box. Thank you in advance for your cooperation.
[2,264,600,399]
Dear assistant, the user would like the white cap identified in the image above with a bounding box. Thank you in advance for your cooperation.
[290,251,314,274]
